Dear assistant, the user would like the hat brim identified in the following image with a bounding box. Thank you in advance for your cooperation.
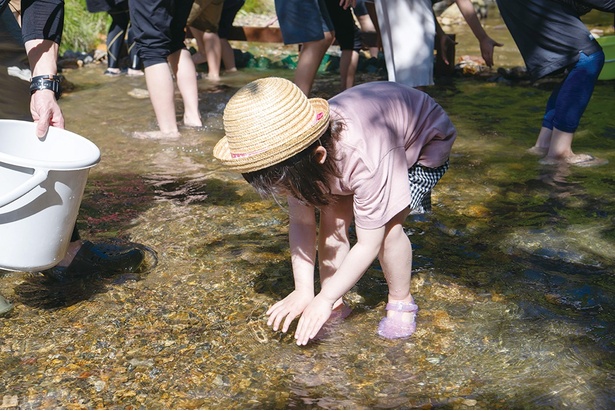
[213,98,330,173]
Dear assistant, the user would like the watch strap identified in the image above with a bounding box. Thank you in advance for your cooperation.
[30,75,62,100]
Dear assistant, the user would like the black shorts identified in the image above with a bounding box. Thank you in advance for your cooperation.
[218,0,245,39]
[324,0,362,51]
[129,0,194,67]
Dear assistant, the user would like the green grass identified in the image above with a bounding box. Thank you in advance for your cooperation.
[60,0,275,56]
[61,0,108,56]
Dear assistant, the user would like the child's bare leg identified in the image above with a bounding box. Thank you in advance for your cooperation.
[203,31,221,81]
[133,61,181,139]
[294,32,334,95]
[318,196,354,309]
[379,210,413,306]
[220,38,237,72]
[357,14,379,58]
[339,49,359,91]
[191,27,207,65]
[377,209,417,339]
[169,48,202,128]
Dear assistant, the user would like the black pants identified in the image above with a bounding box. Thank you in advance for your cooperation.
[106,2,141,70]
[324,0,362,51]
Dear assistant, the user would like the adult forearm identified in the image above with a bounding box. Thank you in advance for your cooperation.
[455,0,488,41]
[22,0,63,75]
[25,39,58,75]
[19,0,64,136]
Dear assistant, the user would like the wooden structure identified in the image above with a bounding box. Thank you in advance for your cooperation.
[224,6,456,76]
[226,26,284,44]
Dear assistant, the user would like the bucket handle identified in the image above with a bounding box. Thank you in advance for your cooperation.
[0,168,49,207]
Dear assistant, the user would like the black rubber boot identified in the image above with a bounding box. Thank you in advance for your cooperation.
[41,241,145,282]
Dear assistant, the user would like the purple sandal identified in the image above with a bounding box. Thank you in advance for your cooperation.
[377,301,419,339]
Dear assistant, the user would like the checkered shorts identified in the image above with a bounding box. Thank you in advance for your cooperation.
[408,160,449,214]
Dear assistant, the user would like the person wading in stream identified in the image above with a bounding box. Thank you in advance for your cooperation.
[0,0,147,315]
[497,0,614,166]
[84,0,144,77]
[273,0,354,95]
[128,0,203,140]
[214,77,456,345]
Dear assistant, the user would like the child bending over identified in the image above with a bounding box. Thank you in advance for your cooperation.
[214,77,456,345]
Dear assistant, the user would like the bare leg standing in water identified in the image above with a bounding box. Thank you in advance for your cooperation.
[294,35,334,95]
[274,0,342,95]
[496,0,609,167]
[528,51,606,166]
[129,0,202,140]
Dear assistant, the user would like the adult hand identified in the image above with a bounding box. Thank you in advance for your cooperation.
[438,34,458,65]
[266,290,313,334]
[294,294,334,346]
[30,89,64,138]
[24,38,64,138]
[479,36,503,68]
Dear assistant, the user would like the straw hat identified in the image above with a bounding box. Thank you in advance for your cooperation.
[213,77,330,173]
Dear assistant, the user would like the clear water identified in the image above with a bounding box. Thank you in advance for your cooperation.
[1,7,614,409]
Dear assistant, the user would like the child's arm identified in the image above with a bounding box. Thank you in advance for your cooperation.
[294,224,386,345]
[454,0,503,67]
[266,197,318,333]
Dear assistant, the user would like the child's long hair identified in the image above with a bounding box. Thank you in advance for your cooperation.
[242,119,344,207]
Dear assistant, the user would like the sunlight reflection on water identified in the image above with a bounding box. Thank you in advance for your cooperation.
[2,10,615,408]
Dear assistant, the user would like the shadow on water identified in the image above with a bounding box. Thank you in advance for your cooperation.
[2,8,615,408]
[10,171,256,310]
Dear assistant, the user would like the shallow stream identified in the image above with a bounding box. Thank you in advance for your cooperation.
[1,7,615,409]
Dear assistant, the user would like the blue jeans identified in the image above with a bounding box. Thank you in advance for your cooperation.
[542,50,605,133]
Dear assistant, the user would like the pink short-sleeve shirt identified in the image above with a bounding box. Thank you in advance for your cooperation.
[326,82,456,230]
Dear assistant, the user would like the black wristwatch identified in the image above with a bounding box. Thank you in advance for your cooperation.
[29,75,62,100]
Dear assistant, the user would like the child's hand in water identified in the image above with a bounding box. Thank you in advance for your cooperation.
[266,290,313,333]
[295,294,334,345]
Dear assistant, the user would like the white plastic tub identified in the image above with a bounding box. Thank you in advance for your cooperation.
[0,120,100,272]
